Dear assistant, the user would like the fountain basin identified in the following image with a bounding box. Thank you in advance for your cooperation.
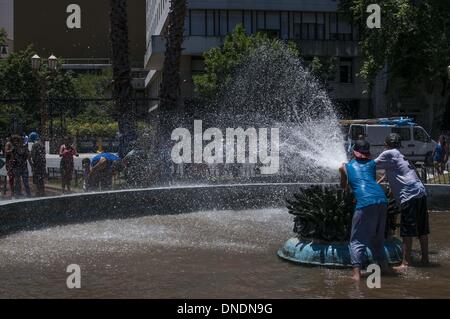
[277,237,403,268]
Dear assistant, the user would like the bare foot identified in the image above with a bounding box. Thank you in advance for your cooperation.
[393,263,410,271]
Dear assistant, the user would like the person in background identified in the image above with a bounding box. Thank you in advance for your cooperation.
[4,135,15,197]
[59,136,78,194]
[29,132,46,197]
[82,158,94,192]
[339,139,394,280]
[375,133,430,268]
[87,152,121,191]
[432,135,448,175]
[10,135,32,197]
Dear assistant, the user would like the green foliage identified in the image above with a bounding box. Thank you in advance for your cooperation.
[67,120,118,138]
[342,0,450,86]
[0,28,6,45]
[0,47,80,134]
[286,186,355,242]
[310,56,338,85]
[193,25,300,101]
[73,69,112,99]
[67,102,116,137]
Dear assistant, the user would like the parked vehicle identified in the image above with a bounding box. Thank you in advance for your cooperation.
[341,117,436,165]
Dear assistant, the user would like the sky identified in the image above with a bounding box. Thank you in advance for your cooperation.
[0,0,13,39]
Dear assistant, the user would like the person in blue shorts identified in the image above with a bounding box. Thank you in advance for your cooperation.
[339,139,394,280]
[85,152,122,191]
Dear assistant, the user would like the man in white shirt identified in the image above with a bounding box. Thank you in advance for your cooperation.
[375,133,429,268]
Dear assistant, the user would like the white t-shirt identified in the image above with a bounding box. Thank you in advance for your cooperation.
[374,149,426,204]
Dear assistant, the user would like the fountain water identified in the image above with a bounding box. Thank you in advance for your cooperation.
[205,42,348,182]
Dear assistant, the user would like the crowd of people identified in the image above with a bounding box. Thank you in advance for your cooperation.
[0,133,123,198]
[0,133,45,198]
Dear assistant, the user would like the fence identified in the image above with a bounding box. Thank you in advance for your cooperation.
[416,163,450,185]
[0,97,159,138]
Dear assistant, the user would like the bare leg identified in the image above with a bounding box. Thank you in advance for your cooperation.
[352,267,361,281]
[419,235,429,265]
[397,237,413,268]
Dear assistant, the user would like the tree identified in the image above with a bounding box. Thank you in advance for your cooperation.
[342,0,450,133]
[158,0,187,182]
[0,47,79,135]
[0,28,6,46]
[109,0,136,158]
[193,25,300,102]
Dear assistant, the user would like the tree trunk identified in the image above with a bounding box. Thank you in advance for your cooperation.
[110,0,136,158]
[420,77,450,137]
[158,0,187,183]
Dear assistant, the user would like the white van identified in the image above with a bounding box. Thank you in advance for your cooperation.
[343,118,436,165]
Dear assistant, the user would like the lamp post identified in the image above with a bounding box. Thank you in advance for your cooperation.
[31,54,58,139]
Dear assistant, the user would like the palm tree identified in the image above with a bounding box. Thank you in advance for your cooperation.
[158,0,187,182]
[109,0,136,158]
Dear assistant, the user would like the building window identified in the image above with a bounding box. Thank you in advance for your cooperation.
[329,13,338,40]
[293,13,301,39]
[191,56,205,75]
[317,13,325,40]
[281,12,289,39]
[191,10,206,35]
[228,10,243,32]
[392,127,412,141]
[206,10,215,36]
[219,10,228,35]
[339,58,353,83]
[301,12,316,40]
[337,14,352,41]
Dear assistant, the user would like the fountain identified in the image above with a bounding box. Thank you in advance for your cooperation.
[0,41,449,298]
[278,186,403,267]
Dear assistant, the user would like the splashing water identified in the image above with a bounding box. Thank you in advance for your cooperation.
[213,42,347,181]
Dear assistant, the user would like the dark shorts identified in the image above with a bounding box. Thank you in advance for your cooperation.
[400,196,430,237]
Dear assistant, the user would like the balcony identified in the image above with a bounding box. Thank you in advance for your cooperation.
[145,35,224,69]
[145,35,360,70]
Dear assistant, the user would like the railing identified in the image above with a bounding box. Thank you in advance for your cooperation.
[416,163,450,185]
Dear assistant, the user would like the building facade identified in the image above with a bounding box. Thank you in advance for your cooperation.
[145,0,371,118]
[14,0,146,67]
[0,0,13,59]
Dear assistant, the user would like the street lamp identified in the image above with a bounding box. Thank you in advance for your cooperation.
[48,55,58,71]
[31,54,41,70]
[31,54,58,139]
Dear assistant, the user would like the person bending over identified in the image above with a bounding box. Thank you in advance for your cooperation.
[339,139,394,280]
[375,133,429,268]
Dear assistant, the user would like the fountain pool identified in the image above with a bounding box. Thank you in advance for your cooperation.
[0,205,449,299]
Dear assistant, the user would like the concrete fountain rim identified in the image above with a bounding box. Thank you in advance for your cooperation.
[1,182,448,208]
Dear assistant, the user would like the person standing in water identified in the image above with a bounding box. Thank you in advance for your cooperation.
[59,136,78,193]
[339,139,394,280]
[10,135,32,197]
[375,133,429,268]
[30,132,47,197]
[4,135,15,197]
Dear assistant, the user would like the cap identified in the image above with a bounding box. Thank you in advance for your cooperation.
[353,139,371,160]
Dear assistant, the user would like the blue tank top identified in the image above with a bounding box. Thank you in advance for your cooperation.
[434,144,444,161]
[91,152,120,168]
[346,159,387,209]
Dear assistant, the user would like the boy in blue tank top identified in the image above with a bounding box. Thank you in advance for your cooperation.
[339,140,394,280]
